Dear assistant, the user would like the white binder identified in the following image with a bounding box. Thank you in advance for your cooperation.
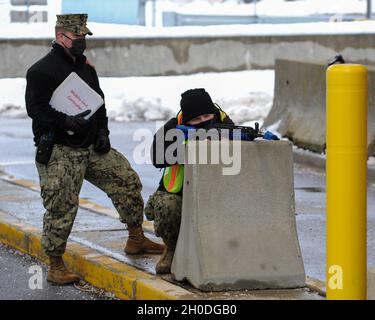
[49,72,104,119]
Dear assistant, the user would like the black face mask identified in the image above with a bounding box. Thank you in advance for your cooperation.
[62,34,86,57]
[194,114,217,128]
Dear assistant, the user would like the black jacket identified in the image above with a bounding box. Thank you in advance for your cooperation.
[151,113,234,195]
[25,42,109,147]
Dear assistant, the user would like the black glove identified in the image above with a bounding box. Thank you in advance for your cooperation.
[64,110,91,133]
[94,129,111,154]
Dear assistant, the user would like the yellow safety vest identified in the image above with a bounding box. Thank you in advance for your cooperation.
[163,106,228,194]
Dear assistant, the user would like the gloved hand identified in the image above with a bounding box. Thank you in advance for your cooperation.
[94,129,111,154]
[64,110,91,133]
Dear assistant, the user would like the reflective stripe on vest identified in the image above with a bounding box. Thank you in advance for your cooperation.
[163,164,184,194]
[163,106,227,194]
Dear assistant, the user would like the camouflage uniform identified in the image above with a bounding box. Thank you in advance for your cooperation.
[36,144,143,257]
[144,191,182,248]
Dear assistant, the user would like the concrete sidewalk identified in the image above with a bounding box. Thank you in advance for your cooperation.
[0,173,324,300]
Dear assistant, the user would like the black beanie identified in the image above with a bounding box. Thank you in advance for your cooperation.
[180,88,217,124]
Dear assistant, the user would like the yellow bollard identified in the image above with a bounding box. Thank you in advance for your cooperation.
[326,64,367,300]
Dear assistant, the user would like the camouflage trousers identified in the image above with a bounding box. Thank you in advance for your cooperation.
[36,144,144,257]
[144,190,182,248]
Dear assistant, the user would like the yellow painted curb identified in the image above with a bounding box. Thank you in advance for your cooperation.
[0,211,195,300]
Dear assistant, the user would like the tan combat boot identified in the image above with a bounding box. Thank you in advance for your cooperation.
[155,246,175,274]
[47,256,80,285]
[124,224,165,255]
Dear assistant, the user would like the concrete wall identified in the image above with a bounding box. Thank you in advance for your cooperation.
[263,59,375,156]
[172,140,306,291]
[2,33,375,78]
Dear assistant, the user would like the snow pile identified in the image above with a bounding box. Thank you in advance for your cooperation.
[368,156,375,167]
[0,70,275,124]
[2,20,375,39]
[0,78,27,118]
[73,20,375,38]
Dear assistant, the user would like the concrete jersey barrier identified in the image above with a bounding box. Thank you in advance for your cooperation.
[263,59,375,156]
[171,140,306,291]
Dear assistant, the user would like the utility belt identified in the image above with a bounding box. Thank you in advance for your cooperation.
[35,131,95,166]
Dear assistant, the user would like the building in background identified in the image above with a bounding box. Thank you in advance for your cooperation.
[9,0,48,23]
[2,0,373,27]
[2,0,147,25]
[61,0,146,25]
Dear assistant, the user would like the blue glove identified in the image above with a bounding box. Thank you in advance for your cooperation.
[263,131,280,141]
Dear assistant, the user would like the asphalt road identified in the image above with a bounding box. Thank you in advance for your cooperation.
[0,243,114,300]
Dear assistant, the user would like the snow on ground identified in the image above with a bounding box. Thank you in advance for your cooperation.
[369,156,375,167]
[0,70,274,124]
[2,19,375,39]
[89,20,375,38]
